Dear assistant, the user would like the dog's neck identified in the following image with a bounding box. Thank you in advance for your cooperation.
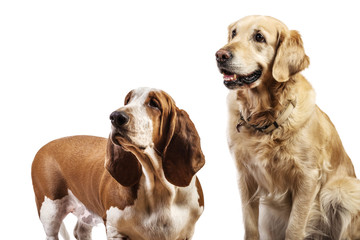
[237,100,295,133]
[235,78,296,133]
[133,147,176,210]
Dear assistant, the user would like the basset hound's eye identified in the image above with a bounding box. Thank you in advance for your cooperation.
[124,91,133,105]
[231,29,237,39]
[124,95,131,105]
[149,98,161,110]
[254,32,266,43]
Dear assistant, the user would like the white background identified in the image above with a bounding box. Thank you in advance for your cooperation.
[1,0,360,239]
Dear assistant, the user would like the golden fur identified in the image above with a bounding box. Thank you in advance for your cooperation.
[216,15,360,239]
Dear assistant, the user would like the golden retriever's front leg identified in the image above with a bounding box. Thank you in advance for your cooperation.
[285,179,318,240]
[239,172,260,240]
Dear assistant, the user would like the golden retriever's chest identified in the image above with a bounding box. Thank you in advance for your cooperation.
[229,131,297,193]
[245,157,290,194]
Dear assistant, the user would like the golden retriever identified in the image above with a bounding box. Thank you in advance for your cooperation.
[216,15,360,239]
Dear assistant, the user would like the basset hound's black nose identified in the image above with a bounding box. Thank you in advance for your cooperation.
[110,111,129,128]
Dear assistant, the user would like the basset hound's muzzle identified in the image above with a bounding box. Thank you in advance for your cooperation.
[110,111,129,128]
[109,110,131,146]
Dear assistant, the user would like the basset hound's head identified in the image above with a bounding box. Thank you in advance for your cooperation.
[105,87,205,187]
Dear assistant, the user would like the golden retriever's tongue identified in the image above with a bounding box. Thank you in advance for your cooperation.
[223,73,237,82]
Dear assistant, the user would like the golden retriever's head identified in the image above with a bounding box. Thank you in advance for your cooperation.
[216,15,309,89]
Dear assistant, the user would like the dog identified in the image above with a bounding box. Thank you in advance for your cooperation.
[216,15,360,239]
[31,87,205,240]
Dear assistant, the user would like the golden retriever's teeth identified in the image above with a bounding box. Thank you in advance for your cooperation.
[223,72,237,82]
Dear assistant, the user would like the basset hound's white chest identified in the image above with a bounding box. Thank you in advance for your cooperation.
[105,177,203,240]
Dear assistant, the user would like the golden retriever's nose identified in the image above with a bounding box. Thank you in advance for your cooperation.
[216,49,232,63]
[110,111,129,128]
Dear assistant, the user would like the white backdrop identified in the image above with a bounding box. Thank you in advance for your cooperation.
[1,0,360,239]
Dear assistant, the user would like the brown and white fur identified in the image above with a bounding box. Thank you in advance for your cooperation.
[31,87,205,240]
[216,15,360,239]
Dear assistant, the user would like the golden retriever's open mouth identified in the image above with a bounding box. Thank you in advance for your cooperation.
[221,68,262,89]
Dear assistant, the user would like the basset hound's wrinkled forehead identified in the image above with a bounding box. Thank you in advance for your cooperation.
[123,87,173,111]
[110,87,176,150]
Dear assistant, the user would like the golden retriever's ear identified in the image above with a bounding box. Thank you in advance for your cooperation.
[105,138,142,187]
[162,109,205,187]
[272,30,310,82]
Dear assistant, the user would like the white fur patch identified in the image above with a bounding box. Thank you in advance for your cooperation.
[39,190,103,239]
[105,177,203,240]
[122,87,159,148]
[40,195,70,239]
[67,190,103,226]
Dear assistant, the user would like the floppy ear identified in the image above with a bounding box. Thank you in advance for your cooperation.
[272,30,310,82]
[105,138,142,187]
[162,109,205,187]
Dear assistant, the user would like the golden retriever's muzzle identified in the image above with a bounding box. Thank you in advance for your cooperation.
[216,49,262,89]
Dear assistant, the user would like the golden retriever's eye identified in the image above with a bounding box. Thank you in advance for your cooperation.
[254,32,266,43]
[149,98,161,110]
[231,29,237,39]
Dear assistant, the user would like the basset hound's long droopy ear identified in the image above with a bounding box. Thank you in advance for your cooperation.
[272,30,310,82]
[105,138,142,187]
[162,109,205,187]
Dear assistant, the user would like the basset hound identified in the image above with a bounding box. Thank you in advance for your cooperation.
[31,87,205,240]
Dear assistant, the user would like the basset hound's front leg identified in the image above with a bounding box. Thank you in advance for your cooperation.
[106,224,128,240]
